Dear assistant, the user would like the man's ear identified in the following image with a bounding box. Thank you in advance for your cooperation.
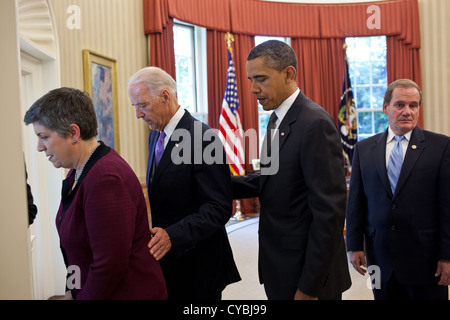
[285,66,297,83]
[161,89,171,105]
[382,102,388,115]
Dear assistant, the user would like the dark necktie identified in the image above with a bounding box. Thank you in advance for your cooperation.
[266,112,278,155]
[154,131,166,168]
[387,135,405,193]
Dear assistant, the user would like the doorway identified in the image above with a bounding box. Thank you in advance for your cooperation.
[18,0,66,299]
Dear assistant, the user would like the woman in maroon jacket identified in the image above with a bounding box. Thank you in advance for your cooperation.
[24,87,167,300]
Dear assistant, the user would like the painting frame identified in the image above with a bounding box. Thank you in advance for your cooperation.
[83,49,120,154]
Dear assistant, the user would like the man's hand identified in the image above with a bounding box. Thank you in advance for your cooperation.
[348,251,367,276]
[148,227,172,261]
[435,260,450,285]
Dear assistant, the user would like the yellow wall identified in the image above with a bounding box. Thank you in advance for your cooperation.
[49,0,150,182]
[419,0,450,136]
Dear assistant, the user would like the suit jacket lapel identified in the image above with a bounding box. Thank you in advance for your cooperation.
[395,127,425,196]
[150,110,192,188]
[373,130,392,197]
[260,93,302,190]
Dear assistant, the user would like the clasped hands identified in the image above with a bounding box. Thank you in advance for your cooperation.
[148,227,172,261]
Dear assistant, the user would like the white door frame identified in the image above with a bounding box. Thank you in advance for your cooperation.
[18,0,66,300]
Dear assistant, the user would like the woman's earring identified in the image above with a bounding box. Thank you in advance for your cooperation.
[73,140,77,144]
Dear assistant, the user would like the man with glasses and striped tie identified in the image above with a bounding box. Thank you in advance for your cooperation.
[346,79,450,300]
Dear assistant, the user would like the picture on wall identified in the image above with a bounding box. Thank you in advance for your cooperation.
[83,49,120,153]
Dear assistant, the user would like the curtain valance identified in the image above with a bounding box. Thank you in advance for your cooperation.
[144,0,420,49]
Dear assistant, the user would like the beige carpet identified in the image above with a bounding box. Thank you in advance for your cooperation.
[223,217,374,300]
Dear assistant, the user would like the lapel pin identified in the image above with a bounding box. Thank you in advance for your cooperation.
[281,132,285,136]
[411,145,417,150]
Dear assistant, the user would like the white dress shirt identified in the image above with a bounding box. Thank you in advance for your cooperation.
[271,88,300,133]
[385,127,412,168]
[161,106,186,148]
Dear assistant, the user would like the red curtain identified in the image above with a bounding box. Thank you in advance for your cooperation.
[206,30,229,130]
[386,37,423,128]
[148,18,176,80]
[143,0,422,124]
[233,34,258,167]
[144,0,176,79]
[292,38,347,127]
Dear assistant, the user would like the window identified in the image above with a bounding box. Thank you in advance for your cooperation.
[254,36,291,151]
[173,21,208,123]
[345,36,389,141]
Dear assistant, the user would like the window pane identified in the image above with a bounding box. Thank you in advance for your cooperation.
[346,36,388,140]
[193,114,206,123]
[374,111,389,134]
[372,85,387,109]
[353,62,370,85]
[174,24,197,114]
[350,37,371,62]
[259,113,270,140]
[357,111,374,135]
[370,36,387,61]
[356,86,371,109]
[372,60,387,85]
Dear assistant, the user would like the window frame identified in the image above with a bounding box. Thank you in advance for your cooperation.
[345,36,388,141]
[173,20,208,123]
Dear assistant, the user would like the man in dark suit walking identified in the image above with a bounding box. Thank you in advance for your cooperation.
[232,40,351,300]
[346,79,450,300]
[128,67,240,300]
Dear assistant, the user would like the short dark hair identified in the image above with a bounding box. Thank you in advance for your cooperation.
[24,87,98,139]
[384,79,422,106]
[247,40,297,74]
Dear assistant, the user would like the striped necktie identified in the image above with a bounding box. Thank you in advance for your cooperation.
[154,131,166,168]
[387,135,405,193]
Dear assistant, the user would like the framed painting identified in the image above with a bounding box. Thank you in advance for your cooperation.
[83,49,120,153]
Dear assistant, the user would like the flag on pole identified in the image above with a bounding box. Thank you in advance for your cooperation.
[218,35,245,176]
[338,50,358,170]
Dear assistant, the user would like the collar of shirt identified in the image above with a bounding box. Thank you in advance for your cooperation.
[385,127,413,167]
[386,127,412,144]
[273,88,300,128]
[161,107,185,148]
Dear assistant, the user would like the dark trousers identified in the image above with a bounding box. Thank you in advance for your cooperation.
[373,273,448,300]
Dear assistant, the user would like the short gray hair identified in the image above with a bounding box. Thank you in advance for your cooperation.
[384,79,422,105]
[24,87,98,139]
[128,67,177,98]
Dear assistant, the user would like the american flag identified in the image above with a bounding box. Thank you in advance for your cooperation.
[218,47,245,176]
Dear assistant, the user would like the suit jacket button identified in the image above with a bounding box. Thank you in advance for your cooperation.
[391,204,396,210]
[391,225,396,231]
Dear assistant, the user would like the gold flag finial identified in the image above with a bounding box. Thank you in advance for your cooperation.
[225,32,235,48]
